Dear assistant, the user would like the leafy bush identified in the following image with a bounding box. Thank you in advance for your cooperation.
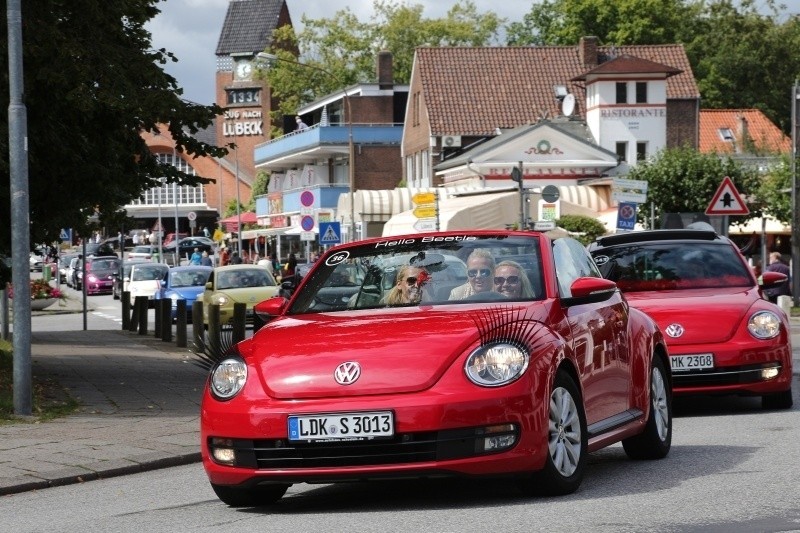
[556,215,608,246]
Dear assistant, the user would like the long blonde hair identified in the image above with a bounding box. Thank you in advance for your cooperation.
[494,260,535,298]
[384,265,420,305]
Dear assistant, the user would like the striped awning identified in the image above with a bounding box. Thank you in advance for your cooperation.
[336,188,436,223]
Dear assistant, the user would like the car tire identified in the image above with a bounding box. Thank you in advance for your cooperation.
[518,369,587,496]
[211,483,289,507]
[622,356,672,460]
[762,388,793,410]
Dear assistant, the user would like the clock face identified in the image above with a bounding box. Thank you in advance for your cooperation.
[236,62,252,79]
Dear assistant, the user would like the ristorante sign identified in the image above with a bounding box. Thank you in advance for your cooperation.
[600,107,666,119]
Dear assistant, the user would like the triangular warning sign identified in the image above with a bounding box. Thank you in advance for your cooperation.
[321,224,339,243]
[705,176,749,215]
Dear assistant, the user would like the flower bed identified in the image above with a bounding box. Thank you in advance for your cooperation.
[8,278,65,302]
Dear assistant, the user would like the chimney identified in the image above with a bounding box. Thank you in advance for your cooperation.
[737,113,750,153]
[579,36,599,68]
[377,50,393,90]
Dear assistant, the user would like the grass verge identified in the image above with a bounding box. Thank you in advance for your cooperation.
[0,339,79,424]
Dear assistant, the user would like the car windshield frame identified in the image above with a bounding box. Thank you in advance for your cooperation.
[287,234,544,315]
[591,241,754,292]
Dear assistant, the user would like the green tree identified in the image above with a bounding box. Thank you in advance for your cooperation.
[0,0,226,254]
[261,0,503,123]
[753,155,792,225]
[625,147,763,227]
[684,0,800,132]
[506,0,700,46]
[246,171,271,211]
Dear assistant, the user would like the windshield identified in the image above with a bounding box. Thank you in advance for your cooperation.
[288,235,543,314]
[216,268,277,290]
[131,264,169,281]
[170,269,211,288]
[591,242,753,291]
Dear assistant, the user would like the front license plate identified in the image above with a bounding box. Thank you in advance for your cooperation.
[288,411,394,442]
[670,353,714,372]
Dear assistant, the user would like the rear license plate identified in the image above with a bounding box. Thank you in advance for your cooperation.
[670,353,714,372]
[288,411,394,442]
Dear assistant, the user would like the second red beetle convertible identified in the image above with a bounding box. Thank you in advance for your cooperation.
[200,231,672,507]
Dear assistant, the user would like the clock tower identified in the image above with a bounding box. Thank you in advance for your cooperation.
[214,0,293,180]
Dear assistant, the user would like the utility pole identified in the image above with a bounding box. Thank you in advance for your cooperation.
[8,0,33,415]
[511,162,524,229]
[792,81,800,306]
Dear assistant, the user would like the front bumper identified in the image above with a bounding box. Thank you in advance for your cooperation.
[668,333,793,396]
[201,374,548,487]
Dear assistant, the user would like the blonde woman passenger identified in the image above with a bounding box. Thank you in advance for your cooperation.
[383,265,430,305]
[449,249,495,300]
[493,260,535,299]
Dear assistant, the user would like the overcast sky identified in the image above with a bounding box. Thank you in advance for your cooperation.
[147,0,800,106]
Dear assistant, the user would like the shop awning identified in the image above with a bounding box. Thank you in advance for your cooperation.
[382,191,519,236]
[729,216,791,235]
[336,188,436,224]
[240,227,289,240]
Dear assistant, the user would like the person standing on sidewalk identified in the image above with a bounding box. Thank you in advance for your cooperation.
[764,252,791,303]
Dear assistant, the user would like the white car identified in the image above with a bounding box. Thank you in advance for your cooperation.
[127,263,169,307]
[127,245,156,260]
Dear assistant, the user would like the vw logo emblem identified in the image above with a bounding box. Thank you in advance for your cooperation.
[334,362,361,385]
[665,323,684,338]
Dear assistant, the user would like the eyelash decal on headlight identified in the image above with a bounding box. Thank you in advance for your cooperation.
[471,306,551,352]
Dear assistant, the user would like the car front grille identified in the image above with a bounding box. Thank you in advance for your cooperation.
[211,427,510,469]
[672,362,784,388]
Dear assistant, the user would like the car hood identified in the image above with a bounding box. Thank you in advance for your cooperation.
[168,286,205,300]
[622,286,759,344]
[217,286,279,305]
[245,306,542,400]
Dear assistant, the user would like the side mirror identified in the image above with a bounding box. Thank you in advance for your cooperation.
[205,281,213,290]
[759,271,788,290]
[255,296,288,321]
[562,277,618,306]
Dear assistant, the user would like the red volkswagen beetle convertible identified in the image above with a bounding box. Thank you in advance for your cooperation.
[200,231,672,507]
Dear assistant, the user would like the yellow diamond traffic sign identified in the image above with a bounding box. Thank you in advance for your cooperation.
[413,205,437,219]
[412,192,437,205]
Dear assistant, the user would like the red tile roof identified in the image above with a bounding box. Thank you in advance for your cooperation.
[416,45,699,136]
[699,109,790,154]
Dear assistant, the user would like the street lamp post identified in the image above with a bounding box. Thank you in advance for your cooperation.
[255,52,356,242]
[791,81,800,306]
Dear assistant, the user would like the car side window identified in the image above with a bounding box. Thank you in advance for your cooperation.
[553,238,601,298]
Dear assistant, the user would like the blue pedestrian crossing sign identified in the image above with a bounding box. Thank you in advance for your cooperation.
[319,222,341,245]
[59,228,72,242]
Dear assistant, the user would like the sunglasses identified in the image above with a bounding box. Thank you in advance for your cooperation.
[494,276,520,285]
[467,268,491,278]
[405,276,419,285]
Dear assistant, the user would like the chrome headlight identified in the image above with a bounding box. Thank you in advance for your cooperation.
[748,310,781,339]
[465,343,529,387]
[210,357,247,399]
[212,293,229,306]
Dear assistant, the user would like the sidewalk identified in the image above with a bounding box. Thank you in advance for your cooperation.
[0,327,207,496]
[1,307,798,497]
